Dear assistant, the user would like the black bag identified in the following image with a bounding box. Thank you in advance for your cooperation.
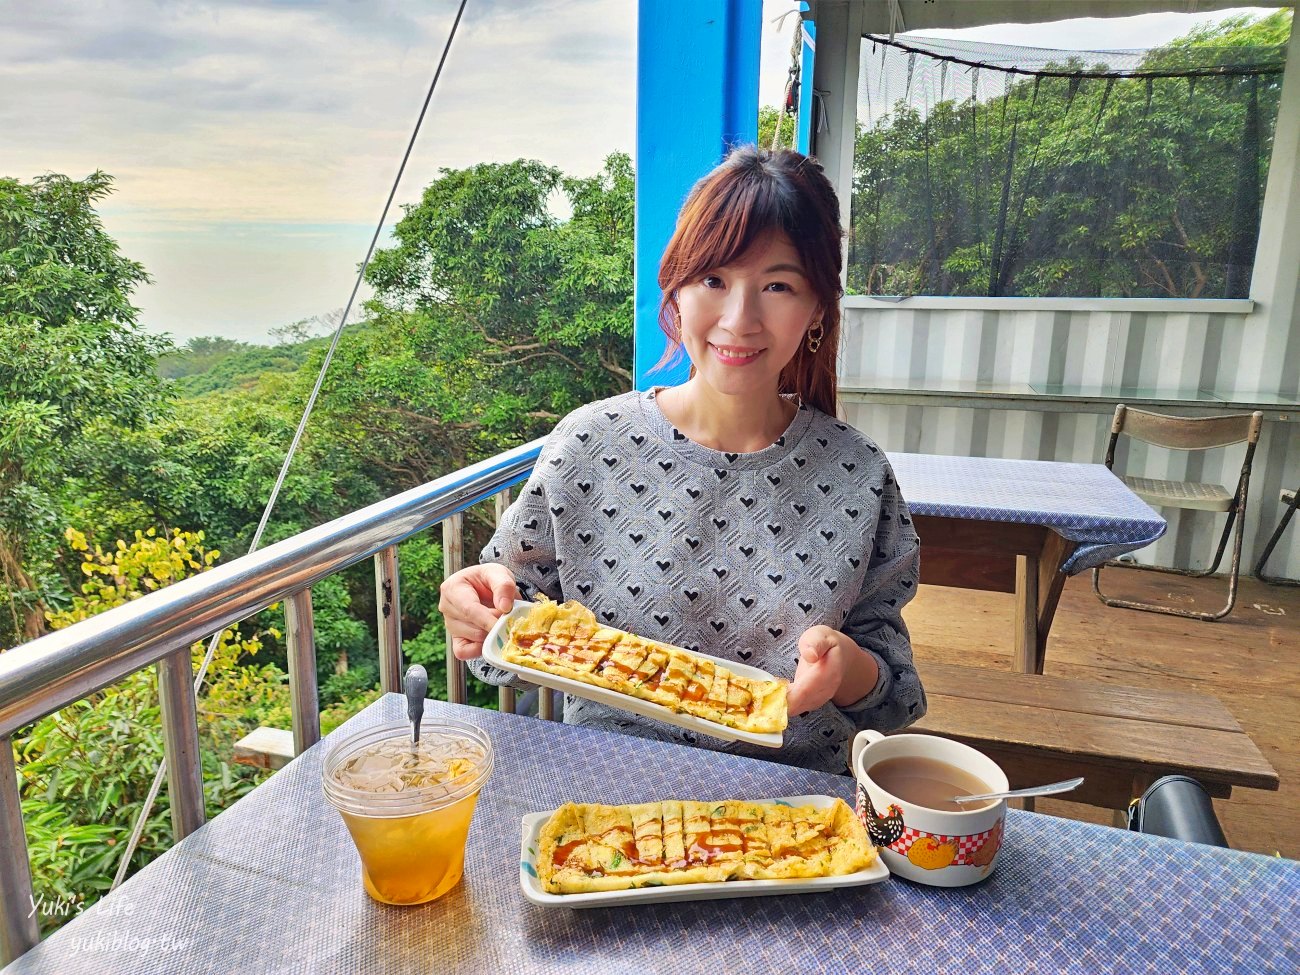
[1127,775,1229,848]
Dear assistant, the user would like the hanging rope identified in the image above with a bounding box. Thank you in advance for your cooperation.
[969,65,985,269]
[988,74,1020,296]
[1226,73,1262,297]
[110,0,472,891]
[771,7,805,150]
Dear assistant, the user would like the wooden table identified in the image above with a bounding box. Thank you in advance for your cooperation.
[913,513,1077,674]
[914,662,1280,821]
[891,453,1166,674]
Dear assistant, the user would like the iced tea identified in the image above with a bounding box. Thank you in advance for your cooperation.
[323,718,493,905]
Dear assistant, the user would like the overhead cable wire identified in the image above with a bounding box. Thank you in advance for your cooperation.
[111,0,472,890]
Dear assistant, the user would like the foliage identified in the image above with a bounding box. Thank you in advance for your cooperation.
[156,336,255,378]
[19,689,170,935]
[152,376,383,553]
[850,11,1292,298]
[320,669,383,736]
[157,334,327,397]
[308,574,375,686]
[0,172,172,644]
[320,153,634,486]
[758,103,798,151]
[15,529,286,934]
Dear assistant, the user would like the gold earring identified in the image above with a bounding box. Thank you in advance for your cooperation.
[672,315,682,341]
[806,321,824,353]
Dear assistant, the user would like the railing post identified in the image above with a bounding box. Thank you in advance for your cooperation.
[157,649,206,840]
[374,546,402,694]
[0,737,39,965]
[442,514,467,705]
[493,490,516,716]
[538,688,557,721]
[285,590,321,754]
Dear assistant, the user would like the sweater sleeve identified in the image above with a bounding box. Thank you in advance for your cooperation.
[836,461,927,732]
[465,423,570,689]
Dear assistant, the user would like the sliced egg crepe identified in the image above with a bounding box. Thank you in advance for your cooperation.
[503,599,787,734]
[535,799,874,894]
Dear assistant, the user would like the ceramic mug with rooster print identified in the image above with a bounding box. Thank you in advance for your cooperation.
[850,730,1009,887]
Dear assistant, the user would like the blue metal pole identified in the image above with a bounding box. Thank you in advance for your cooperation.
[634,0,763,391]
[797,6,816,155]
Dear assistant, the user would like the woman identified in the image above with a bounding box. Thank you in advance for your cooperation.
[439,146,925,772]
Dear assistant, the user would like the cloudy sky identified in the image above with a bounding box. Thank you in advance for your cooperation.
[1,1,1275,344]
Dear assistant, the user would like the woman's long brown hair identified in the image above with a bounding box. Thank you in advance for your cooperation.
[656,147,844,417]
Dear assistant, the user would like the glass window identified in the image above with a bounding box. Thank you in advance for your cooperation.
[850,13,1291,298]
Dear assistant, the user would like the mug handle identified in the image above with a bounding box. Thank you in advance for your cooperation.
[850,729,885,775]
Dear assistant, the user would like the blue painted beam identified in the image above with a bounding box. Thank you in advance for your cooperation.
[634,0,763,391]
[797,6,815,154]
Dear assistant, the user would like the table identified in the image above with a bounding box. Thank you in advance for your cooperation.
[913,663,1279,820]
[891,453,1166,674]
[6,696,1296,975]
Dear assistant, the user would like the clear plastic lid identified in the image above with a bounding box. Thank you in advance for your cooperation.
[321,717,493,818]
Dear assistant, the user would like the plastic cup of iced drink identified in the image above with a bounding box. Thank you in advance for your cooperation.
[322,717,493,905]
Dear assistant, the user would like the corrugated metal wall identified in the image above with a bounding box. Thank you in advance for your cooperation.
[839,305,1300,579]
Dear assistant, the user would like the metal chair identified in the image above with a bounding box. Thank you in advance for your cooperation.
[1092,405,1263,621]
[1254,487,1298,586]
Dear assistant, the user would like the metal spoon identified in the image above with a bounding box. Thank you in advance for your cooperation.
[952,776,1085,804]
[404,664,428,747]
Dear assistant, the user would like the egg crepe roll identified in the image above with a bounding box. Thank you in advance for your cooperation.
[503,599,788,735]
[534,798,875,894]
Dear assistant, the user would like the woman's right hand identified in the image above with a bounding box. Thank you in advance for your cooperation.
[439,563,519,661]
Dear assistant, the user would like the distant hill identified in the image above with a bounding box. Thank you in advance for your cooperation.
[158,335,327,397]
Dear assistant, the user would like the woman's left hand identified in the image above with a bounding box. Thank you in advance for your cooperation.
[786,626,851,716]
[786,625,881,716]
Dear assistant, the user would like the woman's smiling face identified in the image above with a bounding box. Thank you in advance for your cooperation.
[675,229,822,401]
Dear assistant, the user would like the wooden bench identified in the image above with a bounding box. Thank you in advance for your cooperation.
[912,663,1279,820]
[233,726,295,771]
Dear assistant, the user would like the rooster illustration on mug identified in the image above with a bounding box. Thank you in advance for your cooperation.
[859,786,906,847]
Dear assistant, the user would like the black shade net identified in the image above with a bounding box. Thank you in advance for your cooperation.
[851,16,1291,298]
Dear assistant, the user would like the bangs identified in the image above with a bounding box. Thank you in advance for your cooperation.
[661,169,801,285]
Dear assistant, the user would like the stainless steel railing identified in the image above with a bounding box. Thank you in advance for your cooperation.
[0,438,544,964]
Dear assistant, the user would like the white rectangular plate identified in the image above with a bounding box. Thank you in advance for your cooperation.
[518,795,890,908]
[483,600,784,748]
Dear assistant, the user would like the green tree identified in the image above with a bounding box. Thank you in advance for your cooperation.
[155,336,251,379]
[0,173,171,644]
[340,153,634,482]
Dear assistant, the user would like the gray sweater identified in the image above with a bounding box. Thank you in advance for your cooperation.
[470,388,926,773]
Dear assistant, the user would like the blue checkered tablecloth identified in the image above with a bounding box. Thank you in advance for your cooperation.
[891,453,1167,574]
[7,697,1294,975]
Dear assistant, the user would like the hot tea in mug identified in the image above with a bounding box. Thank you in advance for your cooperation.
[866,756,994,812]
